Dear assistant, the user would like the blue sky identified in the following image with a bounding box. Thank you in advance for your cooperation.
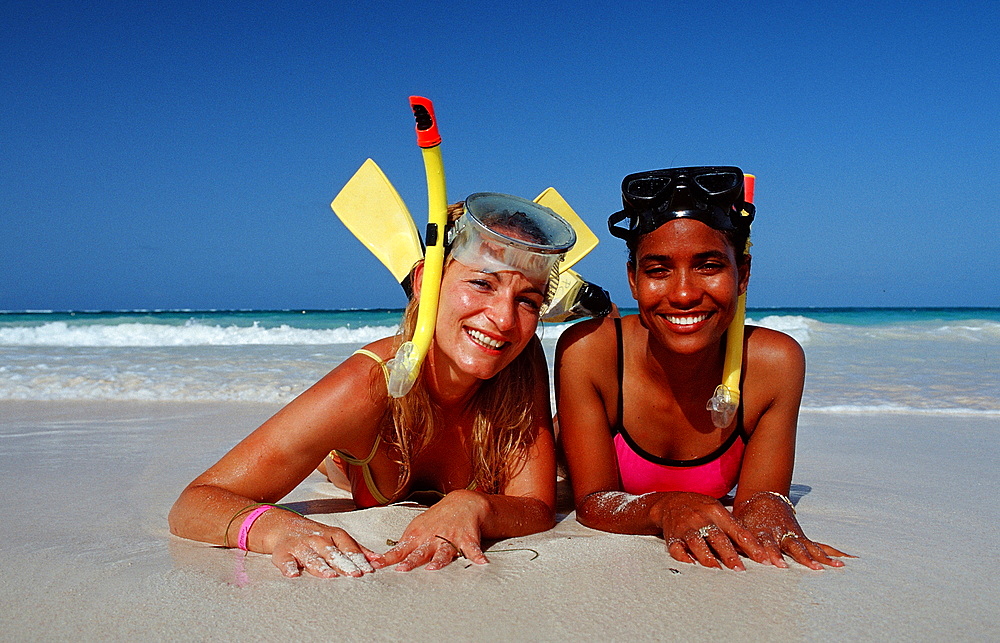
[3,1,998,311]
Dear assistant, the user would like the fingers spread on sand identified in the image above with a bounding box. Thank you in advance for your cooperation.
[269,530,378,579]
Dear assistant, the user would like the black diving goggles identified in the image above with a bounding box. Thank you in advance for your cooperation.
[608,166,754,242]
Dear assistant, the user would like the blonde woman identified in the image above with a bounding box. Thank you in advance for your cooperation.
[170,193,575,577]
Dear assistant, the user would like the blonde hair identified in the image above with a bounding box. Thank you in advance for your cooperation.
[370,202,541,497]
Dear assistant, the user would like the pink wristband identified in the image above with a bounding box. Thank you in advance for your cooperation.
[237,505,273,551]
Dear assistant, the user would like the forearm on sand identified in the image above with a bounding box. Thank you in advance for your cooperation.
[470,490,555,539]
[576,490,678,535]
[168,483,322,552]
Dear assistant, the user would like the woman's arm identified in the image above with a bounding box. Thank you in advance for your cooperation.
[380,339,558,571]
[731,327,805,505]
[168,342,393,577]
[732,328,848,569]
[556,319,670,535]
[555,318,619,505]
[556,320,686,533]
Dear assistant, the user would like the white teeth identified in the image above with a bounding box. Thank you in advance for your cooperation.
[467,328,506,349]
[666,313,709,326]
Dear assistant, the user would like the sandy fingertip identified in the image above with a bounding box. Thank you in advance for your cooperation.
[347,551,375,573]
[324,547,361,576]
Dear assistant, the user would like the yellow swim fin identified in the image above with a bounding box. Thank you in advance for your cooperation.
[331,158,423,284]
[333,171,597,284]
[533,187,599,272]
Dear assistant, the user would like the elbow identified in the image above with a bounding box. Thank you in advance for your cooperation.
[167,501,183,538]
[541,507,557,531]
[574,496,604,531]
[167,493,191,538]
[166,484,203,540]
[524,497,556,534]
[575,511,600,531]
[529,497,556,532]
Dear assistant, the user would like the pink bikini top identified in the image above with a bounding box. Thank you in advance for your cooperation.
[611,317,747,499]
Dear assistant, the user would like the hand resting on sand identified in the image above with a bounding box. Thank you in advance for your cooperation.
[653,491,769,571]
[735,491,851,570]
[378,489,492,571]
[247,507,380,578]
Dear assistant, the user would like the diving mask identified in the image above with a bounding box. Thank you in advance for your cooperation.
[608,166,754,245]
[449,193,577,284]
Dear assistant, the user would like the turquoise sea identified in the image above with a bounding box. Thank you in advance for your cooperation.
[1,308,998,414]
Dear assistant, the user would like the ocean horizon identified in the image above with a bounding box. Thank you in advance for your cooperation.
[2,307,998,414]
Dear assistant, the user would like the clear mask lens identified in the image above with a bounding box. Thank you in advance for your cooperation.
[449,193,576,283]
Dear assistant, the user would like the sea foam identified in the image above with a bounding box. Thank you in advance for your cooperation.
[1,312,998,411]
[0,321,398,347]
[746,315,815,344]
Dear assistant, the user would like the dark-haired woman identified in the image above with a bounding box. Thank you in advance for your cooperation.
[556,167,848,570]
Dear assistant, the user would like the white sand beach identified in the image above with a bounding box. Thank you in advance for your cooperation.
[1,400,997,640]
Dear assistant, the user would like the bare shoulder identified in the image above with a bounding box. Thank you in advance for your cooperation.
[354,335,399,362]
[316,336,395,389]
[745,325,805,372]
[744,326,806,416]
[554,316,622,405]
[275,336,397,437]
[555,315,618,357]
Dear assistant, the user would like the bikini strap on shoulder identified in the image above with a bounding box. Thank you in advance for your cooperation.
[614,317,624,432]
[353,348,390,383]
[353,348,384,363]
[332,431,383,466]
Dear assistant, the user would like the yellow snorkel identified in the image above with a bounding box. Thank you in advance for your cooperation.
[707,174,755,428]
[385,96,448,398]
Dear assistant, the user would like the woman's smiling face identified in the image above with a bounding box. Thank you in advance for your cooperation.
[628,218,749,356]
[419,258,546,382]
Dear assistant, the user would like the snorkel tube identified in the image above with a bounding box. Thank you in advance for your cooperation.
[706,174,755,428]
[385,97,449,398]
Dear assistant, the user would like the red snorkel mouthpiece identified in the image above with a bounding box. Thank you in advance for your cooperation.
[409,96,441,148]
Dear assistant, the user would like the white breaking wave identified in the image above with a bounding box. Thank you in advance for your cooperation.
[866,321,1000,342]
[746,315,816,344]
[2,313,997,410]
[748,316,1000,345]
[0,377,304,403]
[0,321,398,347]
[8,315,994,348]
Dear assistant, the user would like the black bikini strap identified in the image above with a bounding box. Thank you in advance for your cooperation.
[614,316,624,431]
[613,315,748,442]
[737,395,745,437]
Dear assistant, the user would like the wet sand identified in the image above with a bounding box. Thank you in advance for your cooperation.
[1,400,997,640]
